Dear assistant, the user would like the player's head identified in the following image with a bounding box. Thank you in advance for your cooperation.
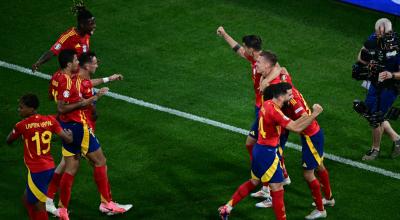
[375,18,392,37]
[73,3,96,35]
[59,50,79,72]
[18,93,39,117]
[79,52,98,75]
[268,82,293,105]
[242,35,262,55]
[256,50,278,75]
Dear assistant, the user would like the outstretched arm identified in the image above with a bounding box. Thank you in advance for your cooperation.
[32,50,55,72]
[91,74,123,86]
[57,87,109,114]
[217,26,247,58]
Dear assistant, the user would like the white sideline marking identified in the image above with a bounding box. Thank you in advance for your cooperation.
[1,60,400,180]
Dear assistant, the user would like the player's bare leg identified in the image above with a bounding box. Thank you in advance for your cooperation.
[245,136,256,160]
[218,179,259,219]
[382,121,400,158]
[86,148,132,215]
[363,126,383,160]
[304,169,327,219]
[46,157,66,217]
[58,155,80,220]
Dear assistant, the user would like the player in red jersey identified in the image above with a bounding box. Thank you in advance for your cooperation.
[32,4,96,72]
[53,50,131,219]
[45,52,123,215]
[78,52,123,131]
[218,83,323,220]
[6,94,72,220]
[256,52,334,219]
[217,27,289,203]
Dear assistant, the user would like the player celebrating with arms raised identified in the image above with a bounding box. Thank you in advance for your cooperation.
[218,83,323,220]
[217,27,290,204]
[6,94,73,220]
[256,52,334,219]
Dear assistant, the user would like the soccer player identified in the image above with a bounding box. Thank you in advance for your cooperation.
[32,3,96,72]
[218,83,323,220]
[256,52,334,219]
[6,94,73,220]
[54,50,131,219]
[216,27,289,203]
[45,52,124,216]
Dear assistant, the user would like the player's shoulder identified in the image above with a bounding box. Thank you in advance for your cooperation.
[81,78,92,87]
[58,27,79,43]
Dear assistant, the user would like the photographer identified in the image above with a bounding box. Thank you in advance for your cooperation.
[356,18,400,160]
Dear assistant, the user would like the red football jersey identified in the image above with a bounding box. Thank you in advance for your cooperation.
[283,93,320,136]
[245,54,263,108]
[49,70,63,102]
[50,27,90,57]
[269,68,320,136]
[9,114,62,172]
[257,100,292,146]
[80,78,96,130]
[56,74,87,124]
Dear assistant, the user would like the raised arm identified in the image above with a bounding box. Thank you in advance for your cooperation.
[217,26,247,58]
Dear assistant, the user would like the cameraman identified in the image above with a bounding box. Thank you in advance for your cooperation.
[358,18,400,160]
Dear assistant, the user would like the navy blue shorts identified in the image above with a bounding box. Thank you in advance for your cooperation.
[365,85,397,114]
[251,144,283,183]
[26,168,55,204]
[248,106,260,139]
[60,121,100,156]
[301,129,324,170]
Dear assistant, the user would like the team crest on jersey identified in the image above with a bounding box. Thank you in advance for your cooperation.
[54,43,61,50]
[63,90,70,98]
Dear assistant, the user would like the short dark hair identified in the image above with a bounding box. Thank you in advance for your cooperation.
[242,35,262,51]
[264,82,292,99]
[259,50,278,66]
[58,50,77,69]
[20,93,39,109]
[79,52,96,66]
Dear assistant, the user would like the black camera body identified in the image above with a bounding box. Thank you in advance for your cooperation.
[352,32,400,83]
[353,100,400,127]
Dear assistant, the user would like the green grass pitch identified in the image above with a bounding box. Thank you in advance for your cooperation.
[0,0,400,219]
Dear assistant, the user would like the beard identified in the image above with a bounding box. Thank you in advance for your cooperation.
[282,100,291,109]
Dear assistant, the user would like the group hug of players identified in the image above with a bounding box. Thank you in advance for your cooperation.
[216,27,335,220]
[6,5,132,220]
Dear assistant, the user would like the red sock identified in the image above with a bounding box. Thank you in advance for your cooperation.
[308,179,324,211]
[271,189,286,220]
[245,144,254,160]
[230,180,256,206]
[318,169,332,199]
[33,210,48,220]
[262,182,269,187]
[22,198,34,219]
[280,157,289,178]
[59,173,75,208]
[47,172,62,199]
[94,166,111,203]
